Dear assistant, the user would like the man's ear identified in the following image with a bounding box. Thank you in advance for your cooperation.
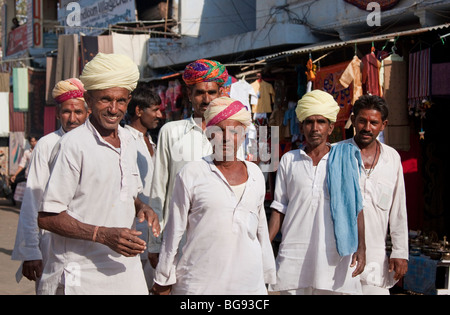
[381,119,388,132]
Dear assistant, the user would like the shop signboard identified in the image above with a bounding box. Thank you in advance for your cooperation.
[58,0,137,36]
[6,25,29,56]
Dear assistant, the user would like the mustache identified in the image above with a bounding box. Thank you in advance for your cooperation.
[359,130,374,137]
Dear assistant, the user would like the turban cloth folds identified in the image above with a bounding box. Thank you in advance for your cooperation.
[52,78,86,104]
[296,89,340,123]
[204,97,252,128]
[183,59,228,86]
[80,53,139,92]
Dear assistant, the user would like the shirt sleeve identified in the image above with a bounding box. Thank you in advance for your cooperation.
[40,141,81,215]
[388,157,409,260]
[270,155,289,214]
[257,199,276,284]
[12,144,48,262]
[153,172,191,286]
[148,125,172,253]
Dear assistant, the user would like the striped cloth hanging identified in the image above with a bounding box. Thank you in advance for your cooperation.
[408,48,430,113]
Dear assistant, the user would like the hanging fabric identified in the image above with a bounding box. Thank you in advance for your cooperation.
[13,68,28,112]
[408,48,431,116]
[315,61,354,142]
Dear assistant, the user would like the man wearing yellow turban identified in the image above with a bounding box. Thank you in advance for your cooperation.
[37,54,160,295]
[268,89,366,295]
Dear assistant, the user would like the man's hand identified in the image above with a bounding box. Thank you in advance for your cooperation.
[135,199,160,238]
[389,258,408,280]
[96,227,147,257]
[151,283,171,295]
[350,246,366,277]
[22,260,43,281]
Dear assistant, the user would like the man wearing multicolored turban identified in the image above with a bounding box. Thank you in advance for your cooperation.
[268,89,366,296]
[149,59,232,287]
[37,54,160,295]
[12,78,89,290]
[152,96,275,295]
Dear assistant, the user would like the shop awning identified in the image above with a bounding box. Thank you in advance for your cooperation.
[263,23,450,61]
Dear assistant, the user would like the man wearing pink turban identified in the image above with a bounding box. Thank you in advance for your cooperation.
[148,59,232,271]
[152,97,275,295]
[11,78,89,291]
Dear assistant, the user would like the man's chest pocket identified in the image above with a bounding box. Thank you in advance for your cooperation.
[376,181,393,211]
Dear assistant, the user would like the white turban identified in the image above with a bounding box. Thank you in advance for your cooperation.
[80,53,139,92]
[296,90,340,123]
[204,97,252,128]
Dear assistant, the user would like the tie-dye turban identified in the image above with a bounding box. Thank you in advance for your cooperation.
[296,90,340,123]
[52,78,86,104]
[80,53,139,92]
[204,97,252,128]
[183,59,229,86]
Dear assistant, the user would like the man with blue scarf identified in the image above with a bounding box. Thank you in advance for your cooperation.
[340,95,408,295]
[268,90,366,295]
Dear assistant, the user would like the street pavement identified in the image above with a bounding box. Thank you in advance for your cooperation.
[0,198,36,295]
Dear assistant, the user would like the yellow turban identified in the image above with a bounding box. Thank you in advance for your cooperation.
[296,90,340,123]
[52,78,85,104]
[204,97,252,128]
[80,53,139,92]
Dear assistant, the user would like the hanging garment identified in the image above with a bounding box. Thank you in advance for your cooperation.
[9,93,25,132]
[98,35,114,54]
[112,33,148,78]
[408,48,431,111]
[251,79,275,114]
[55,34,79,83]
[362,52,382,96]
[339,55,363,105]
[0,92,9,137]
[230,79,257,112]
[315,61,354,141]
[382,54,410,151]
[45,56,57,104]
[13,68,28,112]
[43,106,57,136]
[81,36,99,67]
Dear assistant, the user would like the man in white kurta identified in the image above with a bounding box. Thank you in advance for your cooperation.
[268,148,362,294]
[341,137,408,293]
[154,156,275,294]
[12,78,89,288]
[153,97,275,295]
[38,119,148,295]
[148,59,229,257]
[37,53,159,295]
[268,90,365,295]
[124,84,162,289]
[342,94,408,295]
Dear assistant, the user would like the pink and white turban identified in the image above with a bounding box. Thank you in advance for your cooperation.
[52,78,86,104]
[204,97,252,128]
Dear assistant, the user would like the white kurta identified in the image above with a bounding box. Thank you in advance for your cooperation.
[124,125,155,253]
[154,156,276,295]
[341,138,408,289]
[12,128,65,282]
[269,149,362,294]
[38,119,147,295]
[148,117,212,253]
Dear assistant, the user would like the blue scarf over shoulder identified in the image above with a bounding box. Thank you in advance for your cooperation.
[327,142,363,257]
